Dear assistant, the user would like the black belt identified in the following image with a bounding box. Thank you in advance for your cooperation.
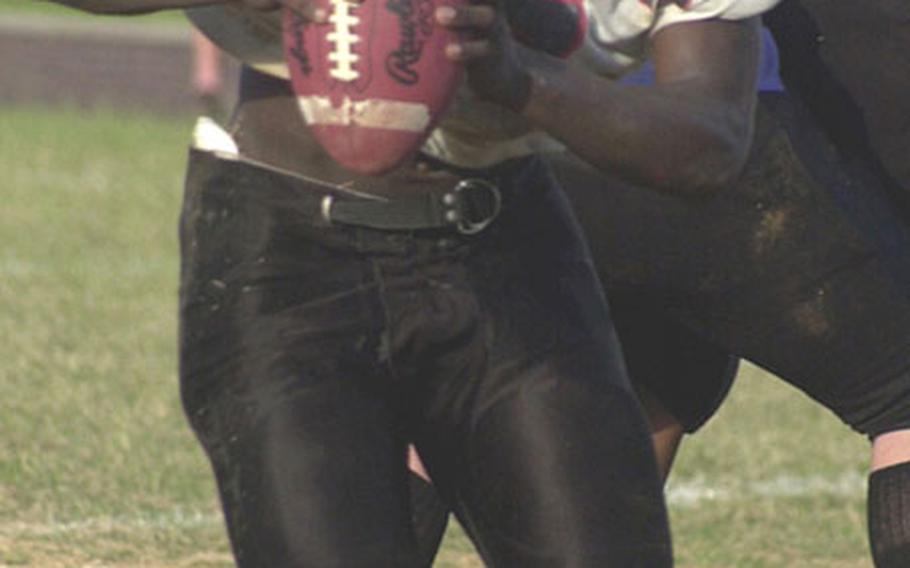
[214,150,505,234]
[322,178,502,234]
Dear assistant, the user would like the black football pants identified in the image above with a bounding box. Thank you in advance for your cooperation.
[178,150,672,567]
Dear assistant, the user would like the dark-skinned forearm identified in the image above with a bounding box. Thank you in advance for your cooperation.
[519,54,755,197]
[47,0,219,15]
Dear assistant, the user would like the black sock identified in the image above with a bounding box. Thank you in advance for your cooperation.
[868,460,910,567]
[408,472,451,568]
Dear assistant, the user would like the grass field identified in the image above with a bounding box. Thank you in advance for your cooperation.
[0,105,873,567]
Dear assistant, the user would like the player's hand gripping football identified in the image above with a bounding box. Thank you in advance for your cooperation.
[435,0,533,111]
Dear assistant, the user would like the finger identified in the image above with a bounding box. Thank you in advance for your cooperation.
[277,0,329,23]
[445,39,493,61]
[435,5,496,29]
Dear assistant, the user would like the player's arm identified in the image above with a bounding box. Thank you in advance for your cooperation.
[48,0,220,15]
[438,6,761,196]
[528,18,761,196]
[47,0,324,18]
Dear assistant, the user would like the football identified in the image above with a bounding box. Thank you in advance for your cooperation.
[282,0,464,175]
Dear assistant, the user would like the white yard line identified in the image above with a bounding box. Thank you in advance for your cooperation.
[0,471,868,537]
[666,470,866,508]
[0,509,221,537]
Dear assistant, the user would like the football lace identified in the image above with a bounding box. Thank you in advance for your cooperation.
[327,0,361,82]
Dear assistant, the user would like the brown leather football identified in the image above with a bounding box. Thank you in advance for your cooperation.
[283,0,464,175]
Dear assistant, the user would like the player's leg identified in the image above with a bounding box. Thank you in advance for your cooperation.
[415,310,674,566]
[868,431,910,567]
[637,387,686,480]
[178,150,421,567]
[872,432,910,471]
[553,86,910,567]
[761,12,910,561]
[610,294,738,481]
[406,448,450,567]
[406,398,677,564]
[757,91,910,568]
[409,157,672,566]
[400,290,727,565]
[551,151,740,483]
[400,301,713,567]
[683,91,910,567]
[404,149,738,563]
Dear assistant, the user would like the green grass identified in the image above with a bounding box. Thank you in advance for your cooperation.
[668,362,870,567]
[0,106,873,566]
[0,106,216,566]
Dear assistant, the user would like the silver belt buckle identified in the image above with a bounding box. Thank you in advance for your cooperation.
[444,179,502,235]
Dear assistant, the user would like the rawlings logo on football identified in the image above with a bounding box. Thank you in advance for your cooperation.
[384,0,435,85]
